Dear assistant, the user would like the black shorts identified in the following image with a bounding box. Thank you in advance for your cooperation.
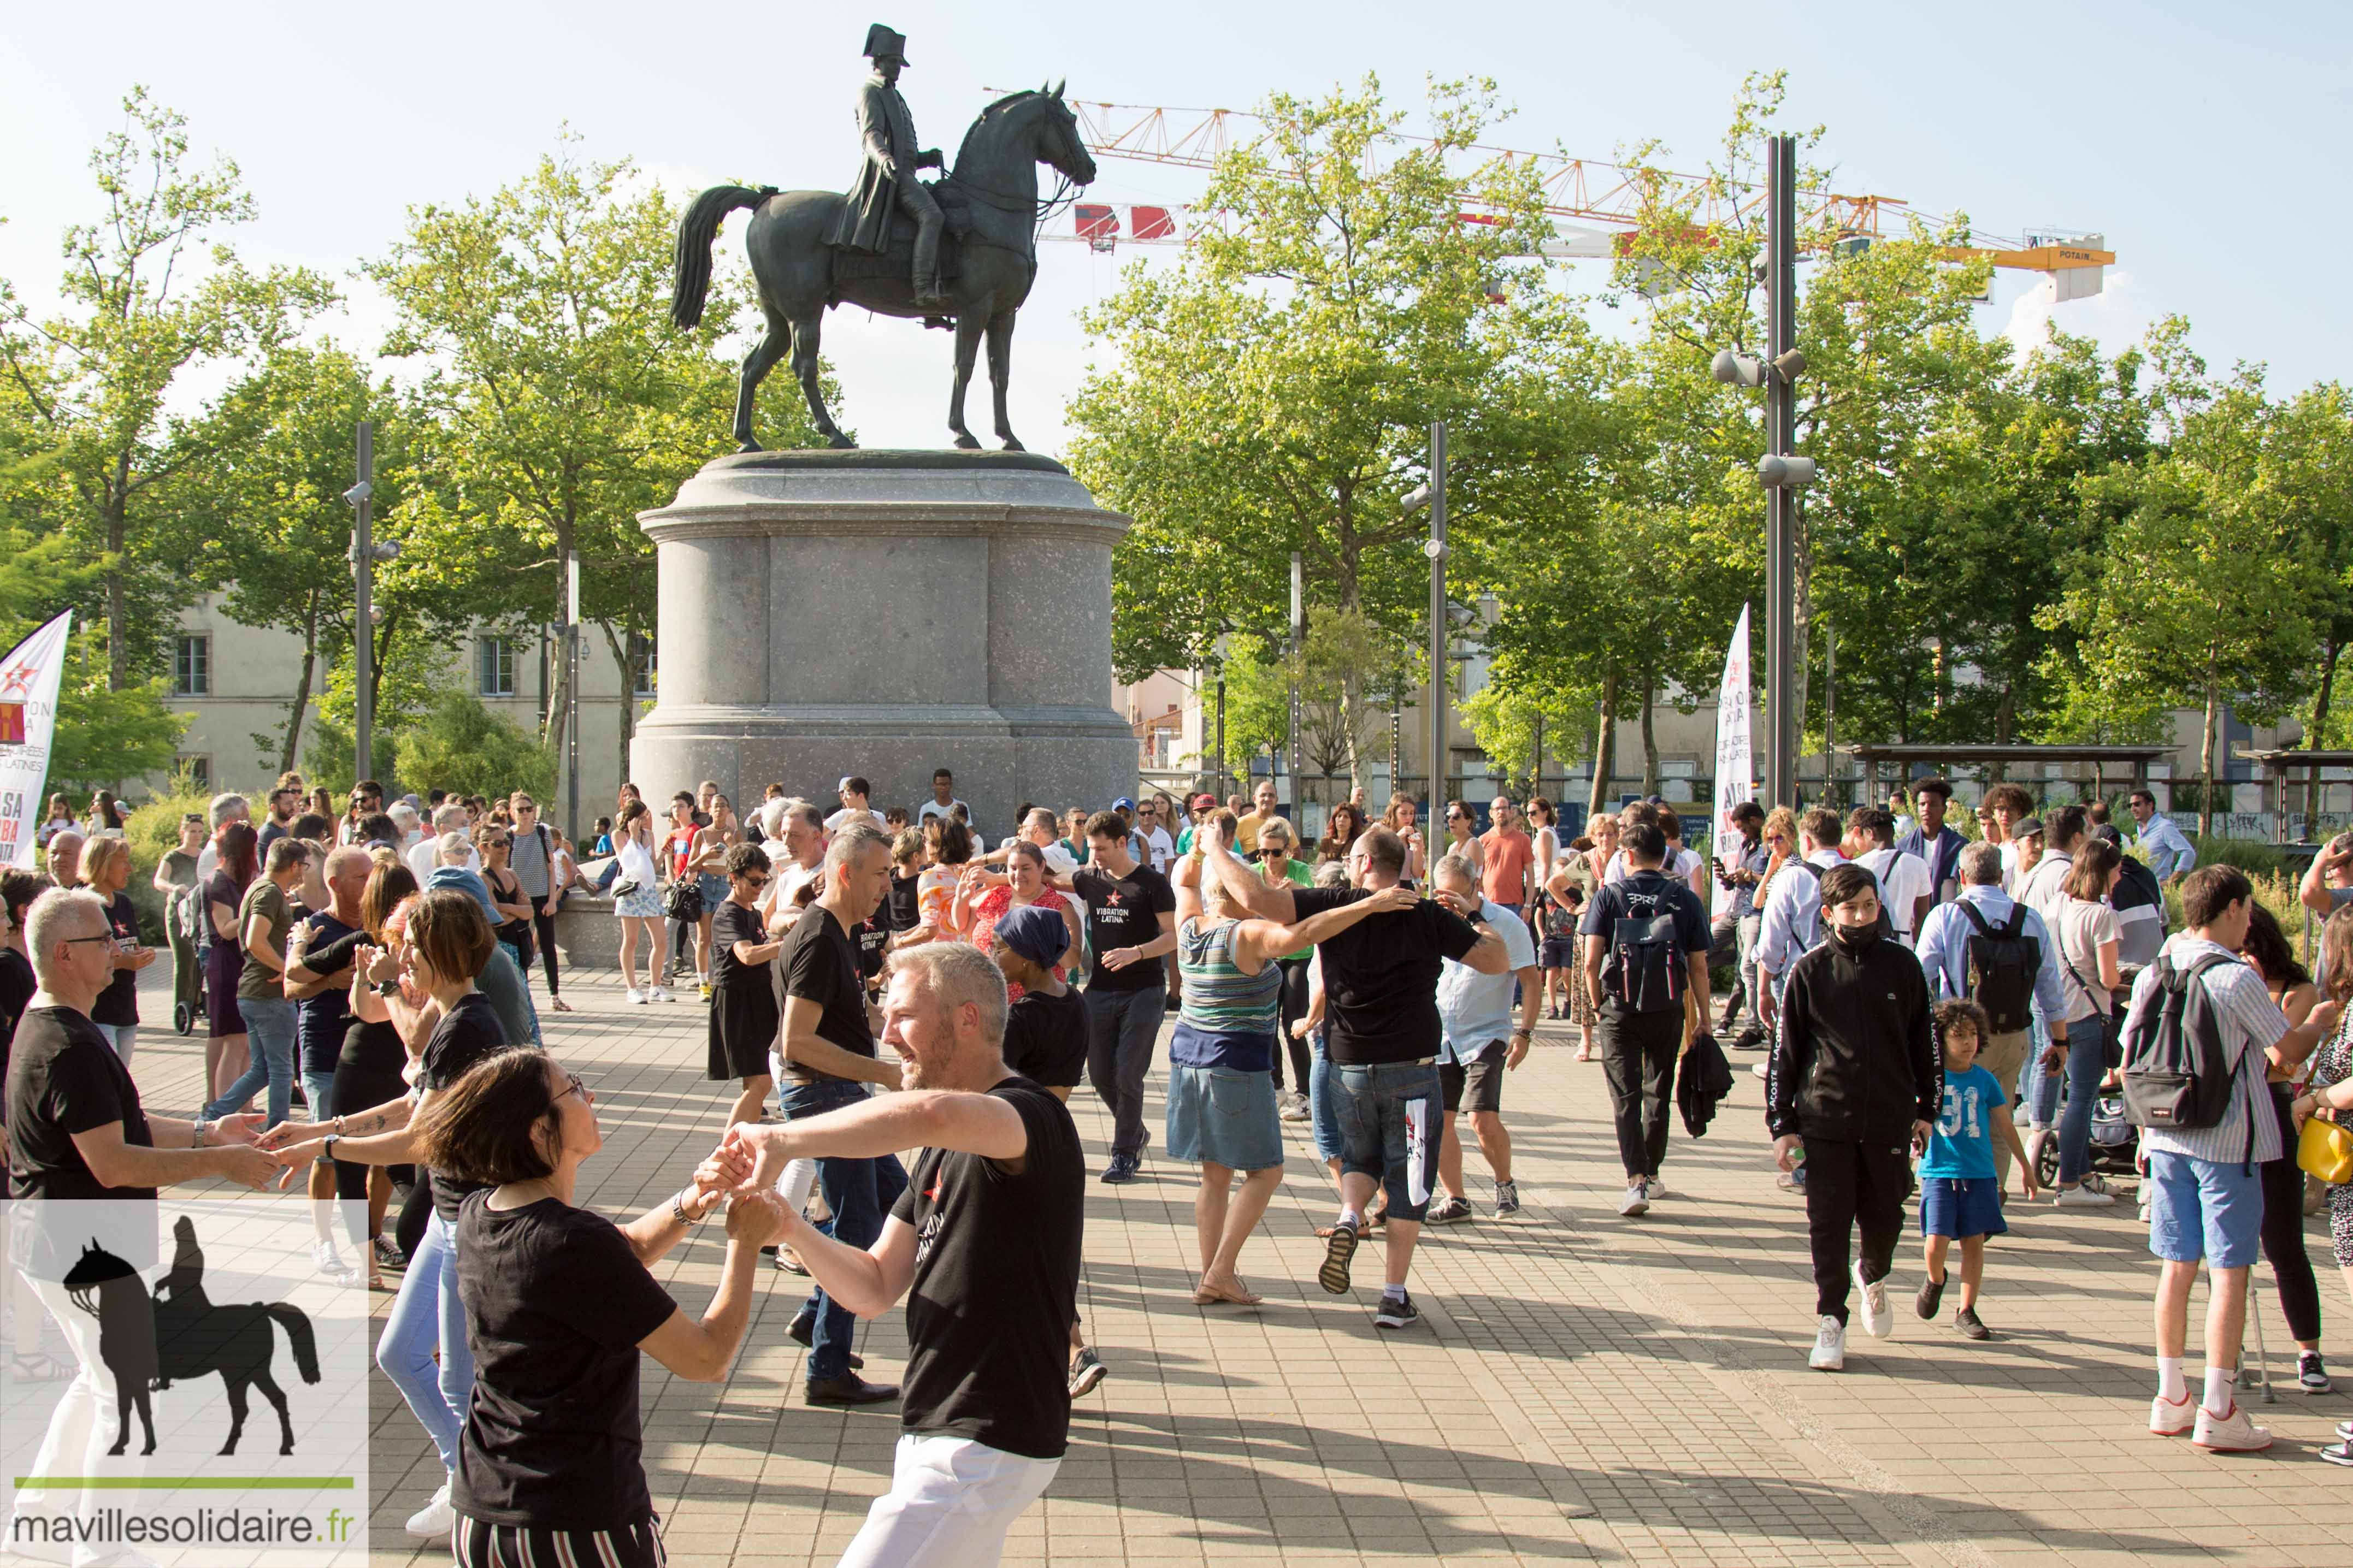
[1440,1052,1506,1115]
[1539,935,1579,969]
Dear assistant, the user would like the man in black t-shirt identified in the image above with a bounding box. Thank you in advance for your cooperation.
[774,823,906,1407]
[1203,824,1507,1330]
[1578,821,1713,1218]
[5,889,277,1541]
[1045,810,1176,1184]
[727,941,1081,1566]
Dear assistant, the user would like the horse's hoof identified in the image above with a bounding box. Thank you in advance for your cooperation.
[999,437,1025,453]
[952,433,982,451]
[827,433,856,450]
[735,440,764,454]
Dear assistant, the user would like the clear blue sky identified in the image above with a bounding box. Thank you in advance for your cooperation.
[4,1,2343,454]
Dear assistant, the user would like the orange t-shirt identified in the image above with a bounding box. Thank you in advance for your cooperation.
[1480,828,1534,907]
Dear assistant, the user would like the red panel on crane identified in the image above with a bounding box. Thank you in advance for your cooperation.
[1131,205,1175,240]
[1075,204,1120,240]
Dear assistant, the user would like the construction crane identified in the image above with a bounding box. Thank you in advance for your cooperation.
[1026,97,2111,299]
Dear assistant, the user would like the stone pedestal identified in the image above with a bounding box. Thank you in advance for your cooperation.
[630,450,1137,830]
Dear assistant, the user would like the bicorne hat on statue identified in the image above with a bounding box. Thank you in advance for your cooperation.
[863,23,910,62]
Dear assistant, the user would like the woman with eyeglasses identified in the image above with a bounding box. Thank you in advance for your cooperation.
[709,842,785,1137]
[1248,818,1318,1117]
[477,827,535,980]
[1442,800,1484,884]
[409,1048,783,1568]
[261,887,525,1537]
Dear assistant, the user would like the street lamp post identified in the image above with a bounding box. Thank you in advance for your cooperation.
[1424,421,1448,813]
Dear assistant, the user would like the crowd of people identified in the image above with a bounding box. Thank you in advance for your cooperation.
[5,761,2352,1568]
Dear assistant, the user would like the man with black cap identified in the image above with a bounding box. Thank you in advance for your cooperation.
[990,903,1108,1397]
[829,24,947,307]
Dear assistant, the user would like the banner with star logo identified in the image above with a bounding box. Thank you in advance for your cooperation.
[0,610,72,869]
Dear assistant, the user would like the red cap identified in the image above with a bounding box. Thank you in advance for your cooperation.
[1190,793,1217,810]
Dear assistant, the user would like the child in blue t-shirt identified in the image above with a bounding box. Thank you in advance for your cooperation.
[1917,999,2037,1340]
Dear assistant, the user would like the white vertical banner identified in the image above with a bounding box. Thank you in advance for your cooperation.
[1710,605,1754,920]
[0,611,72,870]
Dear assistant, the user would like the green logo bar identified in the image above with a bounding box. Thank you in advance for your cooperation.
[13,1478,357,1490]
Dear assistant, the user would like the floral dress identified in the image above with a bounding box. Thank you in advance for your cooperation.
[2308,1015,2353,1267]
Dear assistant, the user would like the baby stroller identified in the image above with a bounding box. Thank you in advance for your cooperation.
[170,885,208,1036]
[2033,1087,2140,1190]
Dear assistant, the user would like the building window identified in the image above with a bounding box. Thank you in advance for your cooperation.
[172,635,209,696]
[628,632,657,699]
[477,636,516,698]
[176,754,211,790]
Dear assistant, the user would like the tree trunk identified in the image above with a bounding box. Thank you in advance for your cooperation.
[1638,673,1660,798]
[280,593,320,778]
[598,620,637,794]
[1587,667,1619,823]
[2311,638,2342,751]
[1788,501,1815,781]
[2198,676,2220,840]
[105,483,130,692]
[1340,665,1367,792]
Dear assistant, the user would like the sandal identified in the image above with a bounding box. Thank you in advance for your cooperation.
[9,1351,74,1384]
[552,997,575,1013]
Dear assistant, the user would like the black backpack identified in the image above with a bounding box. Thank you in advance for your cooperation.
[1955,901,2039,1034]
[2120,951,2245,1135]
[1607,874,1688,1014]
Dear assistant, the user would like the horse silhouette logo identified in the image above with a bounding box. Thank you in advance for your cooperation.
[60,1216,321,1457]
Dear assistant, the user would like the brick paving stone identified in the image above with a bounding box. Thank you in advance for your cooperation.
[85,966,2353,1565]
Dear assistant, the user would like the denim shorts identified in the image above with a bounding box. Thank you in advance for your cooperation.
[1919,1176,2007,1240]
[2146,1149,2262,1268]
[1165,1063,1283,1172]
[1329,1060,1442,1223]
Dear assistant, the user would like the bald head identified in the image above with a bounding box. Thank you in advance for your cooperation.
[45,828,85,886]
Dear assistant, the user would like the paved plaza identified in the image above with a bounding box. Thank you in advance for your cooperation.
[111,968,2353,1567]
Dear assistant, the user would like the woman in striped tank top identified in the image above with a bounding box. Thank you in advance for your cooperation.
[1169,814,1420,1305]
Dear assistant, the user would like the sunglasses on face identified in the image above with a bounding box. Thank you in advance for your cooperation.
[1259,845,1288,857]
[739,872,769,889]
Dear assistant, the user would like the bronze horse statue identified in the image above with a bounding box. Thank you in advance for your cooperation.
[671,84,1096,453]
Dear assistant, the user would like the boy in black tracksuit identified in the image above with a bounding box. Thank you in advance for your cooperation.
[1766,862,1941,1366]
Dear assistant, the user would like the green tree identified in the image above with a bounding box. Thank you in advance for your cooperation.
[1070,76,1580,788]
[0,446,186,790]
[368,140,830,786]
[391,690,555,803]
[0,87,332,693]
[195,345,459,778]
[1206,642,1291,781]
[2043,352,2317,835]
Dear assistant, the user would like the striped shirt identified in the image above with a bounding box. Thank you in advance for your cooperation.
[2129,934,2285,1166]
[1176,917,1281,1036]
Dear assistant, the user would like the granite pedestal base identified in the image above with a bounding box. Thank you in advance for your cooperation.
[631,450,1137,830]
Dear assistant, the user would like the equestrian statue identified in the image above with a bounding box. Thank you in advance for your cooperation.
[671,22,1096,453]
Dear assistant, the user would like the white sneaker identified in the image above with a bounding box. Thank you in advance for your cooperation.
[2190,1401,2272,1452]
[648,985,673,1002]
[404,1476,455,1537]
[1618,1181,1650,1217]
[625,986,645,1004]
[311,1241,353,1281]
[2150,1392,2197,1436]
[1644,1176,1668,1200]
[2055,1184,2115,1208]
[1749,1061,1770,1079]
[1851,1261,1892,1338]
[1809,1315,1846,1371]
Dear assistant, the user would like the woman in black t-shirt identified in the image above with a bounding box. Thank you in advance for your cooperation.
[410,1047,784,1568]
[258,888,517,1537]
[204,823,259,1103]
[75,837,156,1064]
[707,843,783,1136]
[477,827,535,978]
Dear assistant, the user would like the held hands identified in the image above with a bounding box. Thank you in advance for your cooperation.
[691,1137,758,1216]
[724,1188,789,1249]
[219,1141,281,1191]
[1911,1119,1935,1157]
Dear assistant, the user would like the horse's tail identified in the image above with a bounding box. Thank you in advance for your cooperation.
[673,185,768,329]
[266,1304,320,1384]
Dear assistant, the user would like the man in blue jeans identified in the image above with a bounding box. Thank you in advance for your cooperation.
[1206,824,1507,1329]
[776,823,907,1406]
